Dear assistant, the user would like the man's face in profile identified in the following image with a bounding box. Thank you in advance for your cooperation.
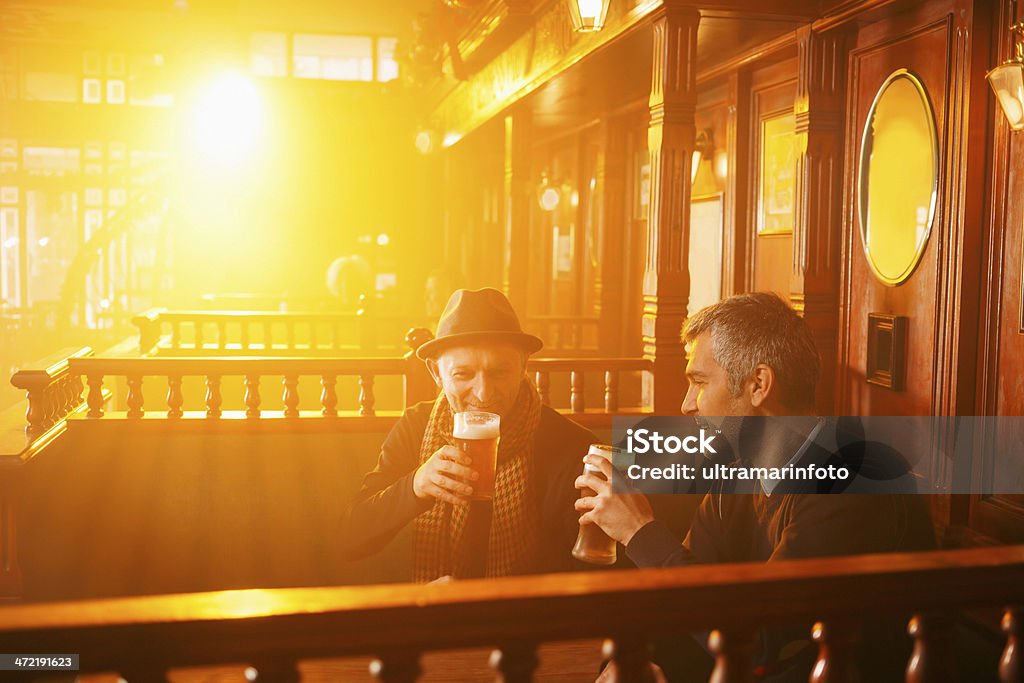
[428,343,526,418]
[680,331,752,420]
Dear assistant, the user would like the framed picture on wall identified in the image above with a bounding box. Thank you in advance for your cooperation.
[757,111,796,235]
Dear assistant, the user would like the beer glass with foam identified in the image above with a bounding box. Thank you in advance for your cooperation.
[453,411,500,500]
[571,444,618,565]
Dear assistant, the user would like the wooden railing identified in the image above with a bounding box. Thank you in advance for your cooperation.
[0,545,1020,681]
[530,357,651,413]
[8,347,93,441]
[133,305,435,356]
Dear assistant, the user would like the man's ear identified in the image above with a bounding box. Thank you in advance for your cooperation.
[747,364,775,408]
[425,358,442,386]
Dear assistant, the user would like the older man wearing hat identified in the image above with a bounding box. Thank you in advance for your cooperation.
[341,288,596,582]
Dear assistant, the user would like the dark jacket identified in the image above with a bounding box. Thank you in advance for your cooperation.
[340,401,597,575]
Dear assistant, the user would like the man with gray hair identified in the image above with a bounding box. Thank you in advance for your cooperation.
[578,292,934,681]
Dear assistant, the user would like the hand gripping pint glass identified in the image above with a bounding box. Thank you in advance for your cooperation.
[571,444,618,565]
[453,411,500,500]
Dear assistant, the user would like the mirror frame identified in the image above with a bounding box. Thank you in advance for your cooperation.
[856,68,939,287]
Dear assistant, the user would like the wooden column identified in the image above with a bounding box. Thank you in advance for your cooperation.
[600,118,628,355]
[642,1,699,412]
[503,110,532,315]
[722,70,752,298]
[791,25,848,414]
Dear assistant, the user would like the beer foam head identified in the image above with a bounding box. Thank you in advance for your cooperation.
[453,411,500,439]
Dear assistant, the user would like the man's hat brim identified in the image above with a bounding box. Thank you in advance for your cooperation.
[416,331,543,360]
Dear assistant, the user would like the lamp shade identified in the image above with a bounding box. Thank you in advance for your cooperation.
[568,0,609,32]
[987,62,1024,131]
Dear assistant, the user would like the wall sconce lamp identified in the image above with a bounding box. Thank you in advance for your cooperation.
[987,21,1024,131]
[691,129,714,184]
[537,172,561,211]
[568,0,610,32]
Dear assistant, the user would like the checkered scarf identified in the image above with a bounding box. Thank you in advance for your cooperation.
[412,379,542,582]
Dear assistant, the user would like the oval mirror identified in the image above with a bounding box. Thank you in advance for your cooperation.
[858,69,937,286]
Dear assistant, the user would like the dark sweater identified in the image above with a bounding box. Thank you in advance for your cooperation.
[340,401,597,575]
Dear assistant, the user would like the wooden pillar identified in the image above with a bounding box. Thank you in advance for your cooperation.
[599,118,628,356]
[503,110,532,316]
[722,70,752,298]
[791,25,848,414]
[642,2,699,412]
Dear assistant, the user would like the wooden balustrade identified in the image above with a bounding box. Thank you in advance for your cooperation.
[8,347,93,441]
[529,358,653,414]
[133,307,434,357]
[67,356,428,421]
[0,545,1021,682]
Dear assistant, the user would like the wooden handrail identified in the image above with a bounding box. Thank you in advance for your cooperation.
[0,546,1020,680]
[9,347,92,441]
[132,307,435,356]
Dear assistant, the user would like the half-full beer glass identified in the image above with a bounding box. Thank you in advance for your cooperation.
[571,444,618,565]
[453,411,500,500]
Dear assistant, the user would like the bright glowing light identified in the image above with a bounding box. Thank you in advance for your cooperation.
[189,72,264,167]
[578,0,603,20]
[376,233,390,246]
[539,187,560,211]
[37,237,50,247]
[415,130,435,154]
[570,190,579,207]
[244,667,258,681]
[442,132,463,148]
[2,237,16,249]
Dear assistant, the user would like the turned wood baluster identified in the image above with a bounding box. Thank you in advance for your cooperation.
[24,387,46,440]
[241,322,250,350]
[217,321,227,350]
[359,374,376,416]
[251,658,301,683]
[194,322,204,350]
[245,375,261,418]
[86,374,105,418]
[282,375,300,418]
[811,621,860,683]
[1001,608,1023,683]
[167,375,183,418]
[171,321,181,349]
[370,652,421,683]
[536,371,551,406]
[321,375,338,417]
[571,371,585,413]
[205,376,222,418]
[61,377,73,414]
[605,370,619,413]
[708,628,755,683]
[489,643,539,683]
[72,376,84,410]
[126,376,144,418]
[906,614,956,683]
[602,636,651,682]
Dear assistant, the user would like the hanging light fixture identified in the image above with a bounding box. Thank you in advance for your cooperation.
[691,129,714,184]
[987,21,1024,132]
[568,0,610,33]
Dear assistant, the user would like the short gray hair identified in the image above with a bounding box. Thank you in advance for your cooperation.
[682,292,820,410]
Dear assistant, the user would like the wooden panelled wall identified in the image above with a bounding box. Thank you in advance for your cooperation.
[439,0,1022,542]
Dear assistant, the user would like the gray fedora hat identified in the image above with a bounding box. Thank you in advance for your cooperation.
[416,288,543,360]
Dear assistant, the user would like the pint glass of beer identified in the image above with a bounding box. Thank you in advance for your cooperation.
[453,411,500,500]
[572,444,619,565]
